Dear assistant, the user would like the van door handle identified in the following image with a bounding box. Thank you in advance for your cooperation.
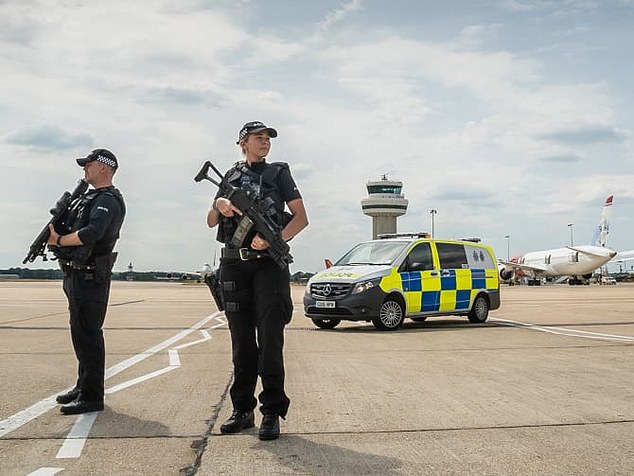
[429,271,438,276]
[441,270,451,276]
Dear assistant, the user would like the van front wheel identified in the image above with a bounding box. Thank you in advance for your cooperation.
[372,298,404,331]
[468,295,489,323]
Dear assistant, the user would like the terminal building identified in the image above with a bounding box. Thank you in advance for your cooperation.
[361,175,409,239]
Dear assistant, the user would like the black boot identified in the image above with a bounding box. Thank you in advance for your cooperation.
[60,399,104,415]
[258,414,280,441]
[220,410,255,434]
[56,388,80,405]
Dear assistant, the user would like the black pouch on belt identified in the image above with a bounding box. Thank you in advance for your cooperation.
[93,252,118,283]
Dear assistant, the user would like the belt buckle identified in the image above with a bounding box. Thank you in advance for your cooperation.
[238,248,249,261]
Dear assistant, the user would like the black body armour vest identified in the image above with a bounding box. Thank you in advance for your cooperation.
[55,188,125,264]
[217,161,291,247]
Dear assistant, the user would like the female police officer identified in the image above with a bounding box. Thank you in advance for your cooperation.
[207,121,308,440]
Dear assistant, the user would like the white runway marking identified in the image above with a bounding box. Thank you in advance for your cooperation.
[0,313,224,438]
[27,468,64,476]
[55,412,98,459]
[168,348,181,366]
[11,313,227,475]
[105,326,216,395]
[0,396,58,438]
[105,365,178,395]
[492,318,634,343]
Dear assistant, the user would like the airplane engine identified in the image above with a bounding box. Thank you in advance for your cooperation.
[499,268,514,281]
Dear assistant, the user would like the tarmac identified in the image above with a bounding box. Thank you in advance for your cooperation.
[0,280,633,475]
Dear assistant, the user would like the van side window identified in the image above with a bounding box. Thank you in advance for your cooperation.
[437,243,468,269]
[465,245,495,268]
[401,242,434,272]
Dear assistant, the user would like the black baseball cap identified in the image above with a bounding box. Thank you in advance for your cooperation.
[76,149,118,170]
[236,121,278,144]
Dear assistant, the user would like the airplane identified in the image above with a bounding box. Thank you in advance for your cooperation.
[499,195,617,285]
[162,249,220,282]
[160,263,214,282]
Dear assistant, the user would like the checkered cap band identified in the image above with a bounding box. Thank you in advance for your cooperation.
[96,154,117,168]
[236,121,277,144]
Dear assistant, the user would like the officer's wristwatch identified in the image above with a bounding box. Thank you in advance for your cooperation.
[56,234,63,247]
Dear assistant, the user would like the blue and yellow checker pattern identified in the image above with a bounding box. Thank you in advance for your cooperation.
[380,268,498,314]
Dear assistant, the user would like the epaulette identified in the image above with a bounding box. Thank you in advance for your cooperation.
[269,161,289,170]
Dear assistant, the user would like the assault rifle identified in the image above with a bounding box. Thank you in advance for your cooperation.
[194,161,293,269]
[23,179,88,264]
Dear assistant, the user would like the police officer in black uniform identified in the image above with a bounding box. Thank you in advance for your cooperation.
[207,121,308,440]
[48,148,126,415]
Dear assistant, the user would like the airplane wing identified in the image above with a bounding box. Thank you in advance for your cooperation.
[614,250,634,260]
[498,260,548,273]
[567,246,617,259]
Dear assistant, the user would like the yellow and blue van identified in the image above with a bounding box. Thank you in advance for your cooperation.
[303,234,500,330]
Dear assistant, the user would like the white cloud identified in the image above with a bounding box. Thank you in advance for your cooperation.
[318,0,363,31]
[1,0,633,273]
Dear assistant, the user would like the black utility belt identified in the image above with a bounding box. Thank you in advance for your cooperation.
[59,260,94,271]
[221,247,269,261]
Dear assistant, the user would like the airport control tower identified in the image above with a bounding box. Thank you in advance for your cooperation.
[361,175,409,239]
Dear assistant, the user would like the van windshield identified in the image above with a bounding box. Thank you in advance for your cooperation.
[335,241,409,266]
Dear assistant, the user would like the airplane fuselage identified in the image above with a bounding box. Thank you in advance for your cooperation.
[520,246,616,276]
[508,245,617,278]
[499,194,618,283]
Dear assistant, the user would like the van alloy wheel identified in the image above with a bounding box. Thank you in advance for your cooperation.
[373,299,404,331]
[468,295,489,323]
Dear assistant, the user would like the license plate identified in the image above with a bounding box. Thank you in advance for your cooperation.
[315,300,335,308]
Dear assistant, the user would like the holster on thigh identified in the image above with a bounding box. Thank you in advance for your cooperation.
[222,280,252,313]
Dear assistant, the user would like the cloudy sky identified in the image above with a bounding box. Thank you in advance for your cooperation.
[2,0,633,274]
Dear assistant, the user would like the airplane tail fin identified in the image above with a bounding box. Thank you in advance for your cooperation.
[590,195,613,247]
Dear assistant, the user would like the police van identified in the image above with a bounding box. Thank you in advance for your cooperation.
[303,234,500,331]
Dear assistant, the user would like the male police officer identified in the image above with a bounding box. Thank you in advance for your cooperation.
[207,121,308,440]
[48,148,126,415]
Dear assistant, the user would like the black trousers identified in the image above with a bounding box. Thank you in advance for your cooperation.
[220,258,293,417]
[62,270,111,402]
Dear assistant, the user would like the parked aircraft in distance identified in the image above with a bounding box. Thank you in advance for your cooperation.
[159,263,213,282]
[499,195,617,285]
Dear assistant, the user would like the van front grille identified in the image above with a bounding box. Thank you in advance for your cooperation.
[310,283,352,299]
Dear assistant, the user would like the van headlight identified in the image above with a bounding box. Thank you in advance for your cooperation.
[352,278,381,294]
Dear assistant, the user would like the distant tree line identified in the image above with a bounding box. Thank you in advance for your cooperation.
[1,268,315,283]
[1,267,64,279]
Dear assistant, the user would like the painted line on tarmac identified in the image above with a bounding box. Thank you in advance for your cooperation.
[105,328,213,395]
[105,365,178,395]
[77,318,223,462]
[55,412,98,459]
[27,468,63,476]
[492,318,634,342]
[49,320,221,470]
[103,314,219,381]
[106,323,221,394]
[0,312,223,438]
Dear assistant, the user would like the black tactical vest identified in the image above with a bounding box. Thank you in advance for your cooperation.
[55,188,125,263]
[217,161,290,246]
